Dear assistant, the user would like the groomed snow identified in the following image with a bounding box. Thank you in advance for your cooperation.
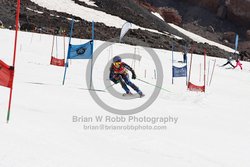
[0,29,250,167]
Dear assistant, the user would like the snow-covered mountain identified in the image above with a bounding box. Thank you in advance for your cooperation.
[0,0,246,59]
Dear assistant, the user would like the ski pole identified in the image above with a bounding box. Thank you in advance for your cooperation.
[137,78,171,92]
[103,83,116,91]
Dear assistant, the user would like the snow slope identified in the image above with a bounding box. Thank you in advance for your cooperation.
[78,0,97,7]
[168,23,236,53]
[0,29,250,167]
[151,12,165,21]
[151,11,236,53]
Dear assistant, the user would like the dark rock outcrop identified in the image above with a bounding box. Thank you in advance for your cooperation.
[158,7,182,25]
[223,31,236,43]
[183,0,250,28]
[226,0,250,27]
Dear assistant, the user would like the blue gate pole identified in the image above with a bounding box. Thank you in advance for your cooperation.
[89,21,94,89]
[62,19,74,85]
[172,42,174,84]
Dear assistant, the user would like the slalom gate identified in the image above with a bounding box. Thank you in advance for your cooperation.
[171,42,188,84]
[187,48,206,92]
[50,35,66,67]
[62,19,95,89]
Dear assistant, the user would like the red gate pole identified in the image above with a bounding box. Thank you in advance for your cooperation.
[204,49,206,92]
[7,0,21,123]
[50,35,55,63]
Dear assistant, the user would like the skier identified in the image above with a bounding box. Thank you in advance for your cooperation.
[221,56,235,68]
[234,58,243,70]
[109,56,144,97]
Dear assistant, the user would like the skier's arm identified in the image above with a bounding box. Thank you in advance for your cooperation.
[109,65,114,80]
[109,65,119,84]
[123,63,136,79]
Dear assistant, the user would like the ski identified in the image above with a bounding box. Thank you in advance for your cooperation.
[122,93,145,98]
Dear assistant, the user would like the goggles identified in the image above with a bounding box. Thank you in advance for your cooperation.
[113,62,121,67]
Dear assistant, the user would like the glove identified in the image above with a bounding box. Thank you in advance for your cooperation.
[113,80,119,84]
[111,78,119,84]
[131,70,136,79]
